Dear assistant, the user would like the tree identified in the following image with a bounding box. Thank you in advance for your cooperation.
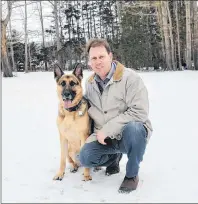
[1,1,13,77]
[38,1,48,71]
[9,19,16,71]
[185,1,191,70]
[161,1,172,70]
[0,0,2,72]
[174,1,182,70]
[24,0,28,73]
[54,1,63,67]
[167,1,176,70]
[193,1,198,70]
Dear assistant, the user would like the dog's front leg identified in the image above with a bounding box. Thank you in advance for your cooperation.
[80,137,92,181]
[53,134,68,181]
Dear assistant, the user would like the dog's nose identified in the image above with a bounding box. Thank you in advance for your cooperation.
[62,90,72,100]
[64,91,70,97]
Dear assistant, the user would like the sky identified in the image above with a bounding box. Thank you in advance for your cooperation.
[2,0,198,43]
[2,1,53,43]
[2,70,198,202]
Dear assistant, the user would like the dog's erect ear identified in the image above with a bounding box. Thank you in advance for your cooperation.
[72,63,84,81]
[54,63,64,82]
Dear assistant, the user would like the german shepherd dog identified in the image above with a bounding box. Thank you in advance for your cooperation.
[53,63,92,181]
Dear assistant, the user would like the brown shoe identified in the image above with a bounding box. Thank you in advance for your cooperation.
[118,175,139,194]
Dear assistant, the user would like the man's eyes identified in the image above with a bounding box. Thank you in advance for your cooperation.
[92,56,104,60]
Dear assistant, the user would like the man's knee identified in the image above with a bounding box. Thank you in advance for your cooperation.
[79,142,99,167]
[122,122,147,145]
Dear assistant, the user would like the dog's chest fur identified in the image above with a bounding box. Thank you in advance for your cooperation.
[58,108,90,144]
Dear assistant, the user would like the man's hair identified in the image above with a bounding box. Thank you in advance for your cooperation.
[86,38,111,54]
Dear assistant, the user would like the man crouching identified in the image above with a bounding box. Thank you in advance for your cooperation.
[79,38,153,194]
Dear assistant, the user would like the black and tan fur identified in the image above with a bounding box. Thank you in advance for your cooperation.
[53,63,92,181]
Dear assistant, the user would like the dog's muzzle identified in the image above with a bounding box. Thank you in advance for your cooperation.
[62,90,76,109]
[62,90,76,101]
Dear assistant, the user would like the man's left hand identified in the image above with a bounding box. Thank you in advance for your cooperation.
[97,131,107,145]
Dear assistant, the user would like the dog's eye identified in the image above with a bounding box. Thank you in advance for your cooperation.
[60,81,66,87]
[70,81,76,87]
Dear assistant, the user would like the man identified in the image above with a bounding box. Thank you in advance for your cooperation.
[79,38,153,194]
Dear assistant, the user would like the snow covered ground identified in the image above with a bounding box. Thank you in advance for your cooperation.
[2,70,198,203]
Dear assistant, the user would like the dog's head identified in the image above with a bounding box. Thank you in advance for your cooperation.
[54,63,84,110]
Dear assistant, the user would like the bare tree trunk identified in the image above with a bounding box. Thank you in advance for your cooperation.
[76,0,80,40]
[166,2,176,70]
[54,1,63,68]
[0,1,1,73]
[92,1,97,37]
[39,1,47,71]
[156,4,166,69]
[193,1,198,70]
[28,38,32,71]
[2,23,13,77]
[81,4,86,39]
[114,2,119,40]
[58,1,65,68]
[54,1,61,59]
[58,1,64,42]
[185,1,192,70]
[175,1,182,70]
[99,3,102,38]
[109,2,114,39]
[89,3,93,38]
[86,3,90,39]
[116,1,122,35]
[24,0,28,73]
[161,1,172,70]
[1,1,13,77]
[9,20,16,72]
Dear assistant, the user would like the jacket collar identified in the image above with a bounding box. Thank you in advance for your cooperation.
[88,60,124,83]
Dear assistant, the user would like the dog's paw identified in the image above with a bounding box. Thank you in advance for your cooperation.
[93,166,102,172]
[53,171,65,181]
[82,174,92,181]
[70,166,78,173]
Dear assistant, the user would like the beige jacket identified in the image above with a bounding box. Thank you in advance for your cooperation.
[85,61,153,142]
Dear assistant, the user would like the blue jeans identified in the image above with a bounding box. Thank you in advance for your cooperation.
[79,122,147,178]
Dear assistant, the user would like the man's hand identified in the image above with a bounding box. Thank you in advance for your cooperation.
[96,131,107,145]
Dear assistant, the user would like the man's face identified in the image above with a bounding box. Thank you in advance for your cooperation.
[88,46,113,80]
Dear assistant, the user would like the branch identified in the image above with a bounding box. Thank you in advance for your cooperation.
[4,1,12,26]
[48,0,55,7]
[12,2,35,9]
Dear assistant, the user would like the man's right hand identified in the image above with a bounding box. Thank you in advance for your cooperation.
[96,131,107,145]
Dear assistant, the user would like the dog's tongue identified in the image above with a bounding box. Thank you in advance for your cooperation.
[64,100,72,109]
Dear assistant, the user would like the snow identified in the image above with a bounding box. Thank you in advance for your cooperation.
[2,70,198,202]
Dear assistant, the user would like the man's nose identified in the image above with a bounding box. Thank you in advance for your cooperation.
[95,58,102,65]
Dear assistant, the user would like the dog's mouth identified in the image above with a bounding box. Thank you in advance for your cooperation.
[62,91,76,109]
[63,99,73,109]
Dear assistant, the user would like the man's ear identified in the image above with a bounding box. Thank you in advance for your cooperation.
[54,63,64,82]
[109,52,113,61]
[72,63,84,81]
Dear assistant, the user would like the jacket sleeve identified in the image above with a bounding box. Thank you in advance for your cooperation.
[100,77,149,138]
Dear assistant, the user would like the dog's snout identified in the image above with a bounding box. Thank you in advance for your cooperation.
[64,91,70,97]
[62,89,73,100]
[62,89,76,101]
